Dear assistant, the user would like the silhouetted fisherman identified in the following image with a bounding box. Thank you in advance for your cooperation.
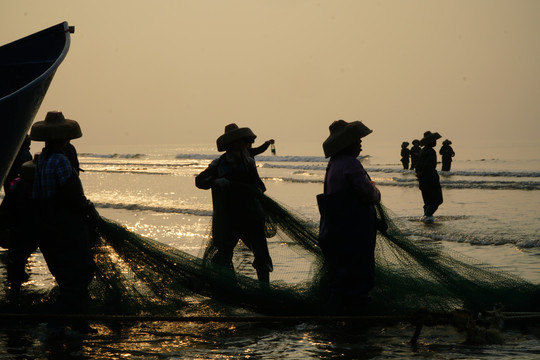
[415,131,443,223]
[410,139,421,171]
[317,120,381,314]
[439,139,455,171]
[30,111,99,334]
[400,141,410,170]
[196,123,273,283]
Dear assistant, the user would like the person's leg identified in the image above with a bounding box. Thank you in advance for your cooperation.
[211,233,239,270]
[441,160,449,171]
[241,222,273,283]
[425,204,439,217]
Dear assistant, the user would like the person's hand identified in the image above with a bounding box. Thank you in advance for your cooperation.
[267,139,275,145]
[213,178,230,188]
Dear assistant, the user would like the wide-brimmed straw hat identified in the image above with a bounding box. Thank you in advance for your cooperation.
[443,139,452,145]
[216,123,257,151]
[30,111,82,141]
[419,131,441,146]
[322,120,372,158]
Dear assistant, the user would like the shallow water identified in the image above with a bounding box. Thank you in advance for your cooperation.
[1,143,540,358]
[2,319,540,359]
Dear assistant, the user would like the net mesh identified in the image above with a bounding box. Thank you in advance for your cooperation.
[1,193,538,316]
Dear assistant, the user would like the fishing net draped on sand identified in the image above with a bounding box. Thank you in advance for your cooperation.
[2,194,539,316]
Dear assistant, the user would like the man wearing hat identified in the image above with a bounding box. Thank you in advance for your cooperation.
[30,111,97,333]
[415,131,443,223]
[410,139,421,171]
[400,141,411,170]
[195,123,273,283]
[317,120,381,313]
[439,139,455,171]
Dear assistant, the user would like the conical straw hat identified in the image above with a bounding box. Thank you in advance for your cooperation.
[30,111,82,141]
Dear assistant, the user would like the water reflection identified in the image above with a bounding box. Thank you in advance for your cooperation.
[1,317,540,359]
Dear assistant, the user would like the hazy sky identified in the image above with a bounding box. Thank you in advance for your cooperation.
[2,1,539,159]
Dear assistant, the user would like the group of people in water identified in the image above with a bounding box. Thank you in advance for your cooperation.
[0,112,448,324]
[401,138,455,171]
[195,121,446,313]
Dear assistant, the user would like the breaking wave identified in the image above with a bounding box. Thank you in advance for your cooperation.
[93,201,213,217]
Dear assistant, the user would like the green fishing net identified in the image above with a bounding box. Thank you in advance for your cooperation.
[1,193,539,317]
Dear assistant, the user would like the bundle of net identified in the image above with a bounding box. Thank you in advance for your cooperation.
[90,191,540,317]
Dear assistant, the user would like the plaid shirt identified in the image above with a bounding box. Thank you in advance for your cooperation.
[33,152,74,199]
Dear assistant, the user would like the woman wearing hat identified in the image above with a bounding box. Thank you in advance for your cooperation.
[410,139,421,171]
[317,120,381,313]
[439,139,455,171]
[415,131,443,223]
[400,141,411,170]
[30,111,97,333]
[195,123,273,283]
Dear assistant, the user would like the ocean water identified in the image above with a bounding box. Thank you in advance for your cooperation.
[1,143,540,359]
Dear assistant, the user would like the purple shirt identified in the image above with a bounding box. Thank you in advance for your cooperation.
[324,155,381,204]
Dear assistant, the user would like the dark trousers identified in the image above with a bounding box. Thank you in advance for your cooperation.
[38,214,95,313]
[441,159,452,171]
[211,217,273,274]
[401,159,409,170]
[7,228,38,286]
[419,173,443,216]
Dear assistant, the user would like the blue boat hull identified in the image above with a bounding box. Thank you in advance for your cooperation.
[0,22,72,187]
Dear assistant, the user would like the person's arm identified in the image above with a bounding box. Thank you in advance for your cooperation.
[346,161,381,205]
[249,140,274,157]
[195,160,219,190]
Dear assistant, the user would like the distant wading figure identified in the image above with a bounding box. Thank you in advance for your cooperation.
[410,139,421,171]
[439,139,455,171]
[30,111,98,333]
[415,131,443,223]
[400,141,410,170]
[317,120,381,314]
[195,124,273,283]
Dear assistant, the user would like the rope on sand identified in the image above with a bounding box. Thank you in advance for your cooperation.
[0,313,412,323]
[502,312,540,320]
